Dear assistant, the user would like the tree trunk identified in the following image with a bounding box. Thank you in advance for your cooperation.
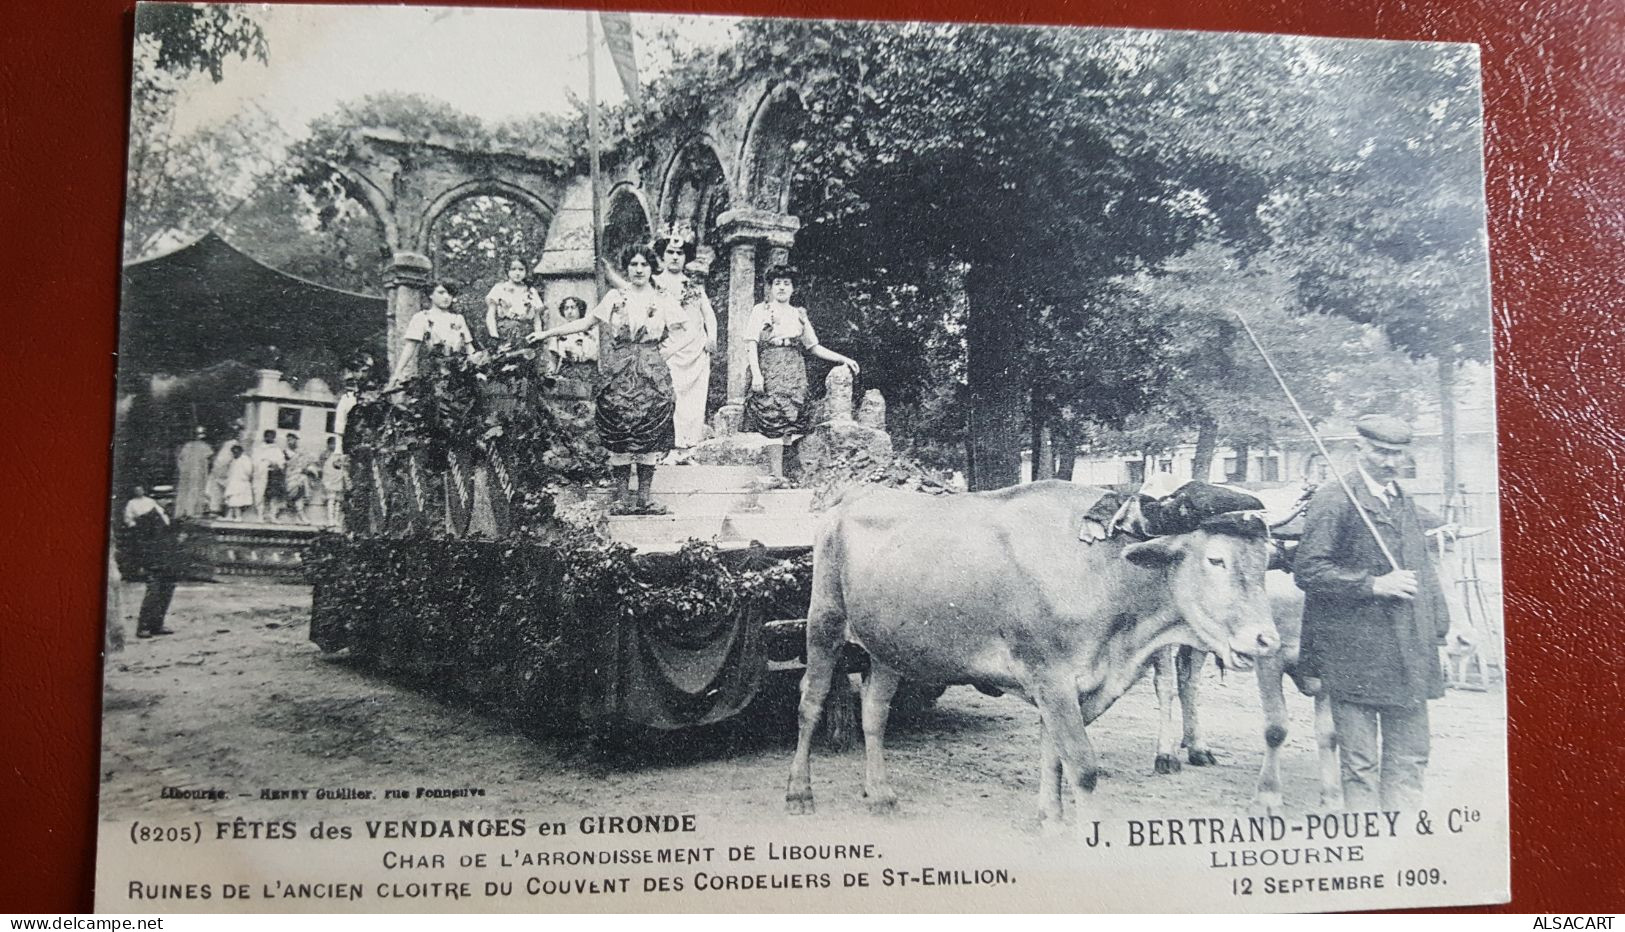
[1053,425,1076,481]
[965,260,1025,490]
[1191,415,1220,481]
[1230,441,1251,483]
[1028,397,1040,483]
[1437,351,1460,508]
[963,429,977,491]
[1029,385,1054,481]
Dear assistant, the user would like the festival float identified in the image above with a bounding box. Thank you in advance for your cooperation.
[307,346,945,740]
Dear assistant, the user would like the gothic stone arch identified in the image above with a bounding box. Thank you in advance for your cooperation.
[557,78,816,410]
[737,81,808,214]
[656,135,733,244]
[713,81,809,405]
[331,128,567,363]
[603,182,654,269]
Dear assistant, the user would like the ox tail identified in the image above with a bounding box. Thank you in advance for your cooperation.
[810,511,848,622]
[820,674,860,751]
[810,512,857,750]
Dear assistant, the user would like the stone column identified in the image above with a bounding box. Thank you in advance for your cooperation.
[714,209,800,423]
[383,251,434,369]
[723,239,756,405]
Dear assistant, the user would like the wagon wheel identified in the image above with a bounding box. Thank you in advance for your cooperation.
[590,721,642,760]
[891,681,948,720]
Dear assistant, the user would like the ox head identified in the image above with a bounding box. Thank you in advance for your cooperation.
[1121,511,1280,671]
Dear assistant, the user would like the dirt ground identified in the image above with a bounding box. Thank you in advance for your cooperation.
[100,579,1508,832]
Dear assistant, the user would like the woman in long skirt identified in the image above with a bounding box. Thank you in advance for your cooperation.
[532,244,684,514]
[742,264,859,439]
[653,228,717,459]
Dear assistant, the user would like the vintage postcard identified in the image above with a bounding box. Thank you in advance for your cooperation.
[100,2,1508,912]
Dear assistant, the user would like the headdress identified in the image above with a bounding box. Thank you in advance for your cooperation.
[660,220,697,247]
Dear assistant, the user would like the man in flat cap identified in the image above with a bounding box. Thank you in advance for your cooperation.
[1296,414,1454,811]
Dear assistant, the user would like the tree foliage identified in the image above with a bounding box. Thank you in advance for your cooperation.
[630,22,1489,485]
[1086,241,1433,472]
[124,6,271,260]
[135,5,269,82]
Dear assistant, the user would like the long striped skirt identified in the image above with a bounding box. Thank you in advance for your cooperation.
[595,339,675,465]
[742,344,809,439]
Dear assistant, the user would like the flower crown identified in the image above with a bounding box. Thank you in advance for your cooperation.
[660,220,698,247]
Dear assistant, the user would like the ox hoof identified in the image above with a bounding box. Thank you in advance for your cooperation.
[1153,754,1182,775]
[1248,793,1284,818]
[862,788,899,814]
[1186,748,1218,767]
[785,792,816,816]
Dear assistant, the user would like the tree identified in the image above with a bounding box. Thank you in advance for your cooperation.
[1264,46,1491,498]
[135,5,269,81]
[220,171,388,296]
[1029,33,1489,489]
[1089,241,1433,479]
[637,21,1224,487]
[124,6,269,260]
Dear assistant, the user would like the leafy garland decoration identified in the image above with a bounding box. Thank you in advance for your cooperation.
[317,345,814,730]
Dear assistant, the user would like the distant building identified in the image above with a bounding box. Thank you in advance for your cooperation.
[114,232,386,494]
[241,369,341,450]
[1033,364,1498,521]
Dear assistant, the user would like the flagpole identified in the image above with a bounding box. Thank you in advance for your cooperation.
[586,12,606,298]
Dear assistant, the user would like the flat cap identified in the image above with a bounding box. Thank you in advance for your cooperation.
[1354,414,1413,448]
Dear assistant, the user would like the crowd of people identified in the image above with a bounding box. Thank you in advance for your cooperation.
[153,226,869,524]
[167,421,350,526]
[134,232,1470,809]
[384,224,861,515]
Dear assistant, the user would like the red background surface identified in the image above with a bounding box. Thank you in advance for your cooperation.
[2,0,1621,914]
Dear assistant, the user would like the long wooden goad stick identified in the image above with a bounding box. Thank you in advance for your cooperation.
[1230,309,1401,573]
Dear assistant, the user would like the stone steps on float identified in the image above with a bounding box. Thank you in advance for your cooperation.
[647,464,774,494]
[604,513,816,553]
[580,488,815,517]
[604,515,724,553]
[718,513,818,549]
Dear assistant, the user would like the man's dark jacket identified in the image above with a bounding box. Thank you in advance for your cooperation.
[127,509,185,581]
[1296,472,1449,707]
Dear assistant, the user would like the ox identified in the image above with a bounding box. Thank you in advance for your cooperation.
[784,480,1281,828]
[1142,480,1341,811]
[1145,580,1341,814]
[1154,553,1476,814]
[1144,481,1480,813]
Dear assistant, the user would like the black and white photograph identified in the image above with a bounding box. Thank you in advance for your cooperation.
[100,2,1508,912]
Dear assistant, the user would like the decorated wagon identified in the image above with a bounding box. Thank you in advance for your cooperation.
[306,347,927,740]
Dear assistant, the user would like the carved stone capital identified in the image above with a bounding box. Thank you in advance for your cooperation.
[715,208,800,250]
[383,252,434,289]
